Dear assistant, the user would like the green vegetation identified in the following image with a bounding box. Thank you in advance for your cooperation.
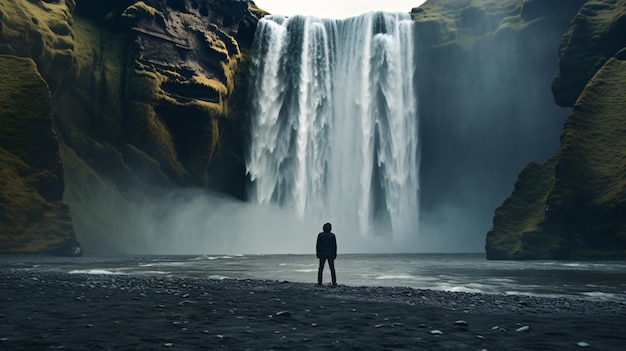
[0,55,75,253]
[0,0,78,90]
[411,0,524,47]
[487,56,626,260]
[122,1,162,21]
[485,159,562,259]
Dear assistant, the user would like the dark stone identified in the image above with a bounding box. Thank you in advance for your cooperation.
[45,240,83,257]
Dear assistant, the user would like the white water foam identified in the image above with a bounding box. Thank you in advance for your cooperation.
[69,269,124,275]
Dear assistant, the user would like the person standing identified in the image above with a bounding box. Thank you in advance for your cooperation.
[316,222,337,286]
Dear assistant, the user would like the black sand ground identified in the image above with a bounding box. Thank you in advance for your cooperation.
[1,269,625,350]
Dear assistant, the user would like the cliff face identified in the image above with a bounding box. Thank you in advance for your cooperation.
[411,0,586,250]
[56,0,260,191]
[0,56,79,255]
[0,0,261,254]
[486,0,626,259]
[0,0,78,91]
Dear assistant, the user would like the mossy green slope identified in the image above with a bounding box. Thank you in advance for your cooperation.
[552,0,626,107]
[487,0,626,259]
[412,0,584,45]
[485,158,561,259]
[548,56,626,257]
[0,55,77,253]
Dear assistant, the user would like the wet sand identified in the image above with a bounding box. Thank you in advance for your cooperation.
[1,269,625,350]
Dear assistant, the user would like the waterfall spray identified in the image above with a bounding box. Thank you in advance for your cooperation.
[247,12,419,240]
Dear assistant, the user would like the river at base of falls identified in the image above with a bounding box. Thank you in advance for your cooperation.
[3,253,625,303]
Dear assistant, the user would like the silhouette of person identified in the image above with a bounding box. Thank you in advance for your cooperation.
[316,222,337,286]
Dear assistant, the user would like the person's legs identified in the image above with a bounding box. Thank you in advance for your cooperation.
[328,259,336,285]
[317,258,326,285]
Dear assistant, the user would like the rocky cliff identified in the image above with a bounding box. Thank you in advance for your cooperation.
[0,0,262,254]
[486,0,626,259]
[0,56,79,255]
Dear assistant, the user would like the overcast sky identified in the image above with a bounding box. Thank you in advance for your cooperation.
[253,0,427,19]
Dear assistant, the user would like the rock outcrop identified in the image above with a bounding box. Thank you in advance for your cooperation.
[0,0,262,254]
[486,0,626,259]
[0,56,79,255]
[0,0,78,91]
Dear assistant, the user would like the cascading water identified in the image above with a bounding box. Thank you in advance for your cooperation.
[247,12,419,241]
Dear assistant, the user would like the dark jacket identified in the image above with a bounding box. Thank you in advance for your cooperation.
[316,231,337,259]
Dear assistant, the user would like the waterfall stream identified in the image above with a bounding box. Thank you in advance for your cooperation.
[247,12,419,239]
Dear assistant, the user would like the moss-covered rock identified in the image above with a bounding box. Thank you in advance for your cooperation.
[0,0,260,254]
[552,0,626,107]
[485,158,565,259]
[119,0,251,186]
[57,1,260,253]
[487,0,626,259]
[0,0,78,91]
[0,55,79,255]
[412,0,585,46]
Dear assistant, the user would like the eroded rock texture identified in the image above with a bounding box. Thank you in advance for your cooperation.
[57,0,261,253]
[0,0,78,91]
[0,56,79,255]
[0,0,261,253]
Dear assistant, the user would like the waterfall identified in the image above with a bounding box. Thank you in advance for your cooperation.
[247,12,419,240]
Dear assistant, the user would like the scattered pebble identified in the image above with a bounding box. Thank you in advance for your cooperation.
[454,320,469,327]
[375,323,394,328]
[0,268,623,350]
[275,311,292,317]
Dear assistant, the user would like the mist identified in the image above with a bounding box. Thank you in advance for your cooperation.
[415,10,571,252]
[74,186,461,255]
